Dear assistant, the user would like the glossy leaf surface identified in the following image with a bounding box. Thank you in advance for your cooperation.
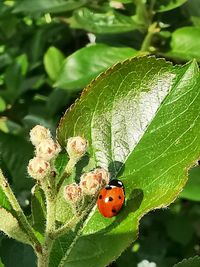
[54,56,200,267]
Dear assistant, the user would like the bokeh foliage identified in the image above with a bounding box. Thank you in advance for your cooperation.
[0,0,200,266]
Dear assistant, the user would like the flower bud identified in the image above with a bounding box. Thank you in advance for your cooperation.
[137,260,157,267]
[36,139,61,161]
[66,136,88,160]
[30,125,51,146]
[27,157,50,180]
[63,183,82,202]
[80,168,109,196]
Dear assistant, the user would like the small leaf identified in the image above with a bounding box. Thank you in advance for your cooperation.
[0,208,31,245]
[155,0,187,12]
[167,27,200,61]
[180,166,200,201]
[0,97,6,112]
[56,56,200,267]
[44,46,65,82]
[55,44,138,90]
[173,256,200,267]
[31,185,46,234]
[0,258,4,267]
[71,8,138,34]
[13,0,87,14]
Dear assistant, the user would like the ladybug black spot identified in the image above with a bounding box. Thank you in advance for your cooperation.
[112,208,117,213]
[105,186,112,190]
[99,195,102,199]
[108,197,113,202]
[118,195,122,199]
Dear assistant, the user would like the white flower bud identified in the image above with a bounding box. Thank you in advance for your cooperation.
[80,168,109,195]
[66,136,88,160]
[27,157,50,180]
[137,260,157,267]
[63,183,82,202]
[36,139,61,161]
[30,125,51,146]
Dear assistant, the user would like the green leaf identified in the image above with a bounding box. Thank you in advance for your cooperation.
[55,44,138,90]
[173,256,200,267]
[164,215,193,245]
[155,0,187,12]
[56,56,200,267]
[0,258,4,267]
[167,27,200,61]
[44,46,65,82]
[0,208,31,245]
[71,8,138,34]
[0,239,36,267]
[31,185,46,235]
[0,97,6,112]
[182,0,200,18]
[180,166,200,201]
[13,0,87,14]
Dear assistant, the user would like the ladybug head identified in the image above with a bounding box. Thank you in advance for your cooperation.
[109,179,124,188]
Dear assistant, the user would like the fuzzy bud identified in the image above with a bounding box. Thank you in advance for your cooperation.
[30,125,51,146]
[63,183,82,202]
[66,136,87,160]
[80,168,109,195]
[27,157,50,180]
[36,139,61,161]
[137,260,157,267]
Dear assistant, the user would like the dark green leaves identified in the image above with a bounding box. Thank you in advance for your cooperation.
[155,0,187,12]
[55,44,138,90]
[56,56,200,267]
[173,256,200,267]
[13,0,87,14]
[180,166,200,201]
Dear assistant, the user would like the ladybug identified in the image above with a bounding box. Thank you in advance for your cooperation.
[97,179,125,218]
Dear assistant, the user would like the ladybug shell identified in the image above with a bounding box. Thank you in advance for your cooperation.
[97,185,125,218]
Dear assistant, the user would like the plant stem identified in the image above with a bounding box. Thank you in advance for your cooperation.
[0,169,40,248]
[56,158,77,193]
[140,22,159,52]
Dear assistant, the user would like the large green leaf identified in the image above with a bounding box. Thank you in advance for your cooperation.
[173,256,200,267]
[13,0,87,14]
[167,27,200,61]
[55,44,138,90]
[55,56,200,267]
[71,8,138,34]
[180,166,200,201]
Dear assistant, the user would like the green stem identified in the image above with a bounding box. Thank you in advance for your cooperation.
[56,158,77,193]
[0,169,40,248]
[37,176,57,267]
[140,22,159,52]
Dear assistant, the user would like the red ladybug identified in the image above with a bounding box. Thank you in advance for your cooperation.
[97,179,125,218]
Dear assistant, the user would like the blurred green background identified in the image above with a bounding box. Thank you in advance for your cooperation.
[0,0,200,266]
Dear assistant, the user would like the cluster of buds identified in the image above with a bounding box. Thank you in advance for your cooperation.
[63,168,110,211]
[27,125,61,180]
